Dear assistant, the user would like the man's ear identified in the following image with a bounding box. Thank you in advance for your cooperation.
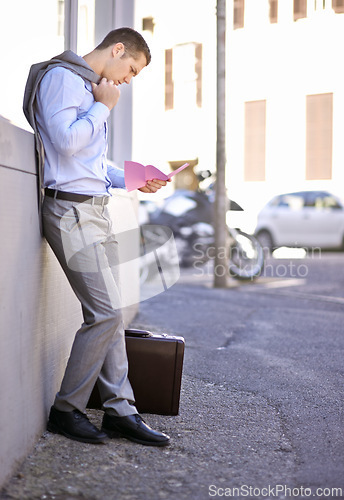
[112,42,125,58]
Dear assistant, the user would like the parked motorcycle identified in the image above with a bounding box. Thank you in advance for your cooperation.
[139,171,264,281]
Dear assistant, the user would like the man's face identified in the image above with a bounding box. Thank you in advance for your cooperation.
[105,47,147,86]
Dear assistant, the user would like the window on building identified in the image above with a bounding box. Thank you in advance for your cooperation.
[332,0,344,13]
[293,0,307,20]
[57,0,64,37]
[306,93,333,180]
[77,0,95,55]
[165,49,174,111]
[269,0,278,23]
[234,0,245,29]
[195,43,202,108]
[165,43,203,111]
[0,0,66,128]
[142,17,155,33]
[244,100,266,182]
[314,0,327,9]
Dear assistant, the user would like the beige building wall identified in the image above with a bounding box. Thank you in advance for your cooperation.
[226,0,344,230]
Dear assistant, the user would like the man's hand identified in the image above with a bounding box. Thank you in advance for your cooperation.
[138,179,171,193]
[92,78,120,110]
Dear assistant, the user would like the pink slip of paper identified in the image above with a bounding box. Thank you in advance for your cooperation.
[124,161,189,192]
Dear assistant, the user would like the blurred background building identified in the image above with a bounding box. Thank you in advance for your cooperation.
[132,0,344,230]
[226,0,344,230]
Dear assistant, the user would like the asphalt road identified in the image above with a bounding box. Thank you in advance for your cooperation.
[1,251,343,499]
[135,251,344,496]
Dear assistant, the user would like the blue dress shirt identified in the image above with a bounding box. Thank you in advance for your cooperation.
[35,66,126,195]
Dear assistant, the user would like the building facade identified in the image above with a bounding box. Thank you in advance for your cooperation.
[131,0,344,229]
[227,0,344,229]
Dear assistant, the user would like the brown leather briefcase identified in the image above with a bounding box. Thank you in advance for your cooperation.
[87,329,185,416]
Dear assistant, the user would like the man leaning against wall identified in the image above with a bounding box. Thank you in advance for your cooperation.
[23,27,171,447]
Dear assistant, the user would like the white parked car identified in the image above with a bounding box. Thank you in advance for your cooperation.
[255,190,344,252]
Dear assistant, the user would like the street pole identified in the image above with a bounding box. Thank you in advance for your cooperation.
[214,0,228,288]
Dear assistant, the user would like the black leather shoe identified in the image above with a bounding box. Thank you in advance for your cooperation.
[47,406,109,444]
[102,413,170,447]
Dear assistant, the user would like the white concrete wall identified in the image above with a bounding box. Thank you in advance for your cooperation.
[0,116,139,487]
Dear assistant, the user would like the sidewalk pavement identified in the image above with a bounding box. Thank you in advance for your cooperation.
[0,268,297,500]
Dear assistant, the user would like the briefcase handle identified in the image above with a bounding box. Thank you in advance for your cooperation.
[125,328,153,338]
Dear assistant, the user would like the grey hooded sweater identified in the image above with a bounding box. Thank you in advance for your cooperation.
[22,50,101,233]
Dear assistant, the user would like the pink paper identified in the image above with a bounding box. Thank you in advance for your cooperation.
[124,161,189,191]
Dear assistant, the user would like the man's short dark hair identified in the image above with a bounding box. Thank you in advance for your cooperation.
[96,27,151,65]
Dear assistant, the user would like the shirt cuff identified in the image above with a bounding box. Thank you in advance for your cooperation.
[107,165,126,189]
[86,101,110,130]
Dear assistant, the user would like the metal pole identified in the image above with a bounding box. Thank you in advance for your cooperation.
[214,0,228,288]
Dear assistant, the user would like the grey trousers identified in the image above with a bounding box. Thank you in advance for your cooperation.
[42,195,138,417]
